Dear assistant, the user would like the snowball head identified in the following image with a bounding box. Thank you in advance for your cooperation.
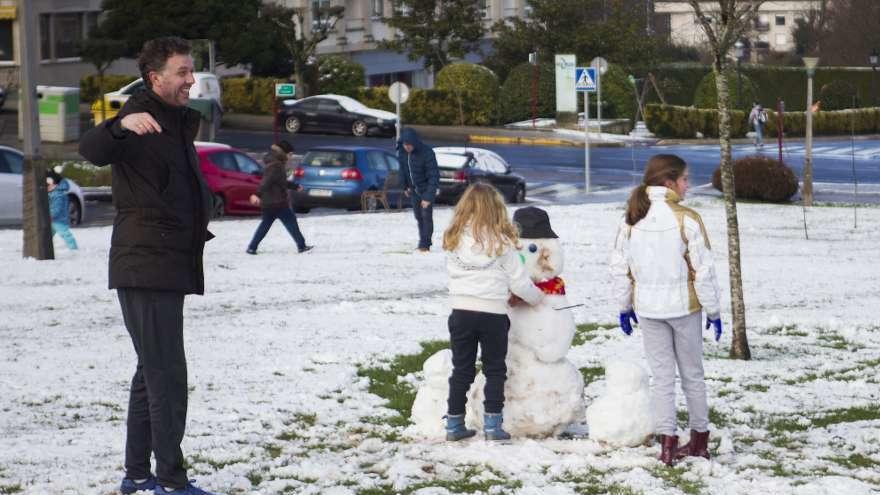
[604,360,650,394]
[408,349,453,438]
[518,238,564,282]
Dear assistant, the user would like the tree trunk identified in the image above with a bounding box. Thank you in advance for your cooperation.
[22,156,54,259]
[294,60,309,98]
[713,56,751,360]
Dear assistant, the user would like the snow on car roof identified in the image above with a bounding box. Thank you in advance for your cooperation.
[435,152,471,169]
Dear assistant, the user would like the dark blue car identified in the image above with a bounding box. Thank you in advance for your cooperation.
[291,146,405,213]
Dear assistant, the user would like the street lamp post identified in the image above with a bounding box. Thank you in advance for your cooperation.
[803,57,819,206]
[529,51,538,129]
[734,41,745,110]
[869,49,878,107]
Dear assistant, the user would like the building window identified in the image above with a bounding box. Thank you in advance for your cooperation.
[775,33,787,46]
[654,13,671,40]
[0,20,12,62]
[311,0,333,30]
[756,14,770,31]
[775,15,785,26]
[479,0,489,18]
[39,11,98,61]
[371,0,383,17]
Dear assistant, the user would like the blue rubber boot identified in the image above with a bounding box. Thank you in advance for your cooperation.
[153,480,216,495]
[484,413,511,441]
[445,414,477,441]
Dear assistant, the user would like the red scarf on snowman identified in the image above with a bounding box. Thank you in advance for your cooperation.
[535,277,565,295]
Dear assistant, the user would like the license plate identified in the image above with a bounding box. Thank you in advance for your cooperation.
[308,189,332,197]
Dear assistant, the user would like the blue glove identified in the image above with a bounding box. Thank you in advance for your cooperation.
[705,316,722,342]
[619,309,638,336]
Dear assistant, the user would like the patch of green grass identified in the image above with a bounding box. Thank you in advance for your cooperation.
[572,323,612,346]
[826,453,880,469]
[812,404,880,428]
[744,383,770,392]
[553,468,637,495]
[292,412,317,427]
[188,454,249,470]
[403,465,522,494]
[708,407,728,427]
[357,487,395,495]
[246,471,263,486]
[264,444,282,459]
[816,333,852,350]
[579,366,605,386]
[0,484,23,494]
[649,465,705,495]
[356,340,449,423]
[276,430,304,441]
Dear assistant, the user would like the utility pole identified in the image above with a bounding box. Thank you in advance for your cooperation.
[19,0,54,260]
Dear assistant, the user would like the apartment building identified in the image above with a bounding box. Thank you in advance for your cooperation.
[654,1,822,58]
[274,0,533,88]
[0,0,137,88]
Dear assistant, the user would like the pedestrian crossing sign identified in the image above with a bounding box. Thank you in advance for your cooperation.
[575,67,597,92]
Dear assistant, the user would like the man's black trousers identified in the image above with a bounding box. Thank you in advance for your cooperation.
[446,309,510,416]
[118,288,188,489]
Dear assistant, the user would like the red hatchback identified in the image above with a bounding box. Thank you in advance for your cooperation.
[196,142,263,217]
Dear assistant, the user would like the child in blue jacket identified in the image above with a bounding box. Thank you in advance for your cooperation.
[47,169,78,250]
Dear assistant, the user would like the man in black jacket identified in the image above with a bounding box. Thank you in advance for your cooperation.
[79,37,216,495]
[398,127,440,252]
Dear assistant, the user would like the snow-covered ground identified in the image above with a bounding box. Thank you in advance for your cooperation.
[1,199,879,495]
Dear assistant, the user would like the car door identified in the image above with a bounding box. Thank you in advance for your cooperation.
[483,153,517,197]
[316,99,348,132]
[208,151,254,213]
[383,153,404,206]
[0,150,23,222]
[293,99,319,130]
[232,151,264,212]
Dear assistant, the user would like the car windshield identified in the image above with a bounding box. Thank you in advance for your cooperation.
[436,153,470,169]
[334,96,370,113]
[302,150,356,168]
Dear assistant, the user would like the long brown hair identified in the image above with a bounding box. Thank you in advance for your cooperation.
[625,154,687,225]
[443,183,519,257]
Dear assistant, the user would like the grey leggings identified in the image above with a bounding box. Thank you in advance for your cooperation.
[640,311,709,435]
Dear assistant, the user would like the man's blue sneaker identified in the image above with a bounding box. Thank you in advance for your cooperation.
[120,475,156,494]
[153,480,216,495]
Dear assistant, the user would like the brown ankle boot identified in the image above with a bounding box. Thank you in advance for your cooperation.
[658,434,679,466]
[676,430,711,460]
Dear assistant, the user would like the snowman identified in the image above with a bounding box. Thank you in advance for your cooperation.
[468,207,585,437]
[585,360,654,447]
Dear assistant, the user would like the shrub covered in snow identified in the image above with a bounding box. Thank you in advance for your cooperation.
[316,56,365,98]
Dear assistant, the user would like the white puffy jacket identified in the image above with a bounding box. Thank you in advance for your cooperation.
[610,186,721,319]
[447,231,544,314]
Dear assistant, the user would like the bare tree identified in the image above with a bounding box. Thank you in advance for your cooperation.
[262,3,345,98]
[688,0,765,360]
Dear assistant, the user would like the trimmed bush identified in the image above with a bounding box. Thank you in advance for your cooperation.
[644,104,748,138]
[693,70,758,111]
[712,155,798,202]
[316,56,365,98]
[353,86,395,113]
[596,64,638,122]
[498,62,556,124]
[80,74,138,104]
[435,62,499,125]
[353,86,484,126]
[53,160,112,187]
[819,80,859,111]
[221,77,289,114]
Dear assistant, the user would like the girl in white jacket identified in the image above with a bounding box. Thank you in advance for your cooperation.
[443,183,544,441]
[610,154,722,466]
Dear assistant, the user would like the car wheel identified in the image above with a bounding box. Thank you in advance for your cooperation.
[68,195,82,225]
[512,185,526,204]
[351,120,368,137]
[212,194,225,219]
[284,116,301,134]
[293,205,310,214]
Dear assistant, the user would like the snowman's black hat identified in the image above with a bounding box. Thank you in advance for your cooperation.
[513,206,557,239]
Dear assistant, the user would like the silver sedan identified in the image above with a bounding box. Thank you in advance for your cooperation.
[0,145,86,226]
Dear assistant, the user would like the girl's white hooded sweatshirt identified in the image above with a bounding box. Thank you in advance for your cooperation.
[446,231,544,314]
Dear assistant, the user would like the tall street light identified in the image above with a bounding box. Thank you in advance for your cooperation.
[869,48,878,107]
[734,40,745,109]
[803,56,819,206]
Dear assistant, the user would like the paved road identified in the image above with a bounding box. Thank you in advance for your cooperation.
[216,129,880,205]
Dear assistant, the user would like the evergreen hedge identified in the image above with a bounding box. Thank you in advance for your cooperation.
[435,62,499,125]
[497,62,557,124]
[644,104,748,138]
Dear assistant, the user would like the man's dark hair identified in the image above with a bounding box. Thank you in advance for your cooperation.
[138,37,191,88]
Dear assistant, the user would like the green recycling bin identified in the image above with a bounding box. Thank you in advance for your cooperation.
[35,86,81,142]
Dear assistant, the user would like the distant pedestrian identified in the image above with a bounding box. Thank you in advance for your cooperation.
[398,127,440,253]
[748,102,767,148]
[78,36,216,495]
[246,140,313,255]
[46,169,78,250]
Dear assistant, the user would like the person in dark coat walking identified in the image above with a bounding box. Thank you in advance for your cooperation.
[78,37,216,495]
[246,140,313,254]
[398,127,440,252]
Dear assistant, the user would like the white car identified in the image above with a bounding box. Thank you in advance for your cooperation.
[0,146,86,226]
[91,72,222,124]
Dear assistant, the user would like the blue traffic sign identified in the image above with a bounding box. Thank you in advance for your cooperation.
[575,67,597,92]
